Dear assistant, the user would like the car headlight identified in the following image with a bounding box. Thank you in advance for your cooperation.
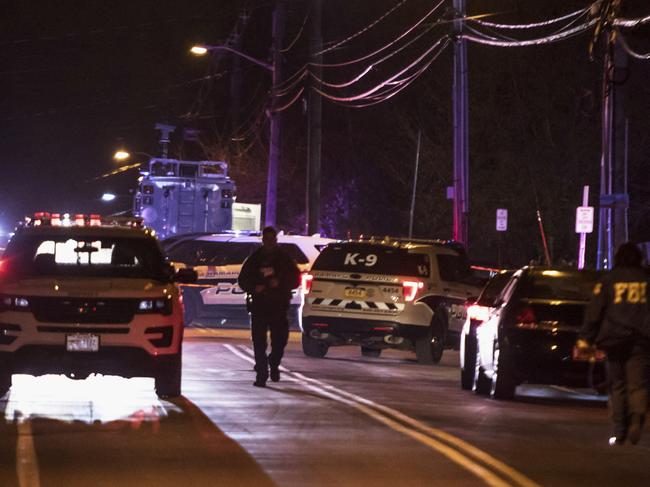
[0,295,31,311]
[136,298,172,315]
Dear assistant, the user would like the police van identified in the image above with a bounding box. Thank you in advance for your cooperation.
[166,233,335,328]
[301,238,482,363]
[0,212,196,398]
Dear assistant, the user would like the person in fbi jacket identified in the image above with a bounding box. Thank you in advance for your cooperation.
[578,242,650,446]
[238,226,301,387]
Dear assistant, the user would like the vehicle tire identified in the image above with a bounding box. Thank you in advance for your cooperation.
[302,334,329,358]
[0,371,11,398]
[490,343,517,400]
[361,346,381,358]
[415,314,446,365]
[182,290,201,326]
[155,353,182,398]
[460,329,477,390]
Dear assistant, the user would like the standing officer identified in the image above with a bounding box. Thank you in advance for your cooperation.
[578,242,650,446]
[239,227,301,387]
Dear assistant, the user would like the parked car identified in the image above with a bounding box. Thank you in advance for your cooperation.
[459,270,514,390]
[473,266,605,399]
[166,233,335,328]
[301,238,482,363]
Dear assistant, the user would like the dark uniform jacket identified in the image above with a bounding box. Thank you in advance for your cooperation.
[580,266,650,349]
[238,246,301,309]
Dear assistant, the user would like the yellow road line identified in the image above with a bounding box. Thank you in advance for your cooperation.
[16,418,40,487]
[226,344,539,487]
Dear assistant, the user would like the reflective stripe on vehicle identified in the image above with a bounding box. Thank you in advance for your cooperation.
[308,297,404,311]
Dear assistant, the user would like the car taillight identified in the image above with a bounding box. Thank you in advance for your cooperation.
[402,281,423,302]
[467,304,490,323]
[515,306,537,327]
[301,273,314,294]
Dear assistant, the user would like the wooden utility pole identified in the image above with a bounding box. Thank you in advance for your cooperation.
[452,0,469,246]
[265,0,286,227]
[306,0,323,235]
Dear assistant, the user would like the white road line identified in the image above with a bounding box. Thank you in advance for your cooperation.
[225,344,540,487]
[16,418,41,487]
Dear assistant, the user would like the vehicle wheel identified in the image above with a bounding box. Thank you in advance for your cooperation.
[490,344,517,400]
[302,334,329,358]
[415,314,446,365]
[460,330,477,390]
[0,372,11,398]
[361,347,381,358]
[155,353,182,398]
[182,290,201,326]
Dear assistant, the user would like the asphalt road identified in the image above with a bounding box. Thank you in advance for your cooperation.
[1,329,649,487]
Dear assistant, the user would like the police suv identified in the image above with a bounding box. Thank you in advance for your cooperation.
[301,238,482,363]
[166,233,335,328]
[0,213,196,399]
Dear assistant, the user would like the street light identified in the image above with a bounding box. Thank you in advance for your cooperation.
[101,193,117,202]
[190,34,283,228]
[112,150,153,162]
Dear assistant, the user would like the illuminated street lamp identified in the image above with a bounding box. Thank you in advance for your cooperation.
[113,150,131,161]
[101,193,117,202]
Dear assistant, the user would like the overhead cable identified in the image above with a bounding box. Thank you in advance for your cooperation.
[315,0,445,68]
[312,36,449,103]
[316,0,410,56]
[461,19,596,47]
[469,5,592,30]
[614,14,650,28]
[314,27,442,89]
[319,39,451,108]
[281,10,310,53]
[616,31,650,59]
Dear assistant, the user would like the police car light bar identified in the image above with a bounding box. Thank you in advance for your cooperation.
[27,213,144,229]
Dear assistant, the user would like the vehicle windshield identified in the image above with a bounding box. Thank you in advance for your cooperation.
[167,241,308,266]
[312,244,430,277]
[477,271,514,306]
[520,269,602,301]
[1,234,170,281]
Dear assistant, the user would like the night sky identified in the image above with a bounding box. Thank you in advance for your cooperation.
[1,1,649,265]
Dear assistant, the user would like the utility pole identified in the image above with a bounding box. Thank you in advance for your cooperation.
[596,0,628,269]
[265,0,286,228]
[452,0,469,247]
[306,0,323,235]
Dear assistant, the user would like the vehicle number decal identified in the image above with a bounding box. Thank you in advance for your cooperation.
[344,252,378,267]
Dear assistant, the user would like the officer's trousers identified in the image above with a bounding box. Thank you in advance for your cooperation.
[607,342,649,438]
[250,304,289,380]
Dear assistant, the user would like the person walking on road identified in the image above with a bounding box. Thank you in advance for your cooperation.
[578,242,650,446]
[238,227,301,387]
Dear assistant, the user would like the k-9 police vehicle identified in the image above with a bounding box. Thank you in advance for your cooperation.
[133,158,236,240]
[167,233,335,328]
[301,238,482,363]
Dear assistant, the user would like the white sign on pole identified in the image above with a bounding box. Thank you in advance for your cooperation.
[496,209,508,232]
[575,206,594,234]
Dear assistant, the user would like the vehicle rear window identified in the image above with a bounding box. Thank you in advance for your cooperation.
[167,241,308,266]
[2,234,169,281]
[477,271,514,306]
[520,270,602,301]
[312,244,430,277]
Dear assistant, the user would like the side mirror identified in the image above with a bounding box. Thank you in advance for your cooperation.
[173,267,198,284]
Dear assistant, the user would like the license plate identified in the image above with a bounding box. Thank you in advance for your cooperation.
[344,287,367,299]
[572,345,606,362]
[66,334,100,352]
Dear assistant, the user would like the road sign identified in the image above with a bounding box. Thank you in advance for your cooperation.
[496,208,508,232]
[575,206,594,233]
